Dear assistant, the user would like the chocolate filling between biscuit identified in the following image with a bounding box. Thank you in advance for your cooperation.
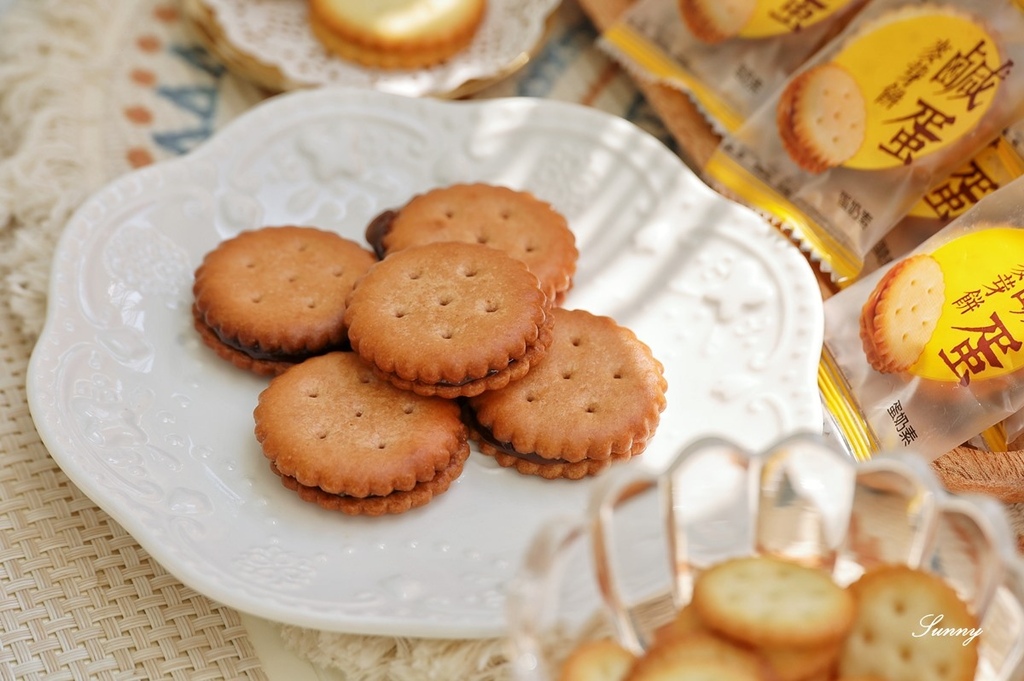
[365,209,396,260]
[459,400,570,466]
[220,333,349,362]
[432,363,512,388]
[198,307,350,362]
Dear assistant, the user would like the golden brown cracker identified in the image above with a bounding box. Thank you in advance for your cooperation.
[691,556,855,649]
[466,308,667,479]
[254,352,469,515]
[192,226,375,375]
[626,632,769,681]
[652,593,840,681]
[368,183,578,304]
[777,63,866,173]
[344,241,554,398]
[558,639,636,681]
[859,254,945,374]
[838,564,980,681]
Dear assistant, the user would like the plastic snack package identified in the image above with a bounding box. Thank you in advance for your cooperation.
[704,0,1024,286]
[1003,409,1024,449]
[599,0,870,133]
[861,135,1024,277]
[821,172,1024,462]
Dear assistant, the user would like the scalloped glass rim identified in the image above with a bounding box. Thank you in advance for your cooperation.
[26,87,824,637]
[506,433,1024,680]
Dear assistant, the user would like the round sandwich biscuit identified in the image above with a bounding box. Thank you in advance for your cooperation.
[838,564,980,681]
[859,254,945,374]
[254,352,469,516]
[192,226,376,376]
[777,62,867,174]
[344,240,554,399]
[465,307,667,479]
[308,0,486,70]
[366,183,578,304]
[678,0,756,43]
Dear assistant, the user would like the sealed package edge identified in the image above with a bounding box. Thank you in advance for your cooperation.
[861,135,1024,277]
[598,0,870,133]
[821,173,1024,462]
[705,0,1024,285]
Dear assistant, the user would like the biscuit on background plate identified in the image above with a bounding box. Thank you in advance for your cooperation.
[308,0,487,69]
[464,307,667,480]
[192,226,376,376]
[777,62,867,174]
[366,183,578,304]
[254,352,469,516]
[344,240,553,398]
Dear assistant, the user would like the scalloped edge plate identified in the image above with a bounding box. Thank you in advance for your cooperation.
[27,87,823,637]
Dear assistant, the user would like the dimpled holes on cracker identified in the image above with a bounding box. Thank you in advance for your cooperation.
[839,564,980,681]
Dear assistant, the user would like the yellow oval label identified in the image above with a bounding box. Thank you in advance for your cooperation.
[910,227,1024,383]
[833,11,1010,170]
[738,0,855,38]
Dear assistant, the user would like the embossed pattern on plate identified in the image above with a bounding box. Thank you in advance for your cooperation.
[27,87,824,637]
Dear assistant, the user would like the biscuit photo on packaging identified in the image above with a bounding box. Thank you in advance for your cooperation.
[777,62,867,174]
[858,253,945,374]
[254,352,470,516]
[192,225,376,376]
[344,240,554,399]
[365,182,578,304]
[677,0,757,43]
[839,564,980,681]
[464,307,667,480]
[308,0,487,69]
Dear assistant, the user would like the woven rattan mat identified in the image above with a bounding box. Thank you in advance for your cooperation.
[0,300,266,680]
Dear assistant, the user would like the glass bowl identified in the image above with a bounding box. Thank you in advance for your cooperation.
[505,433,1024,681]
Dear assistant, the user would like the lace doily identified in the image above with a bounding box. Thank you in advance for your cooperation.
[202,0,562,96]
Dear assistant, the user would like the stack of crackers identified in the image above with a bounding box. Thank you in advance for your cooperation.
[191,183,668,515]
[560,555,982,681]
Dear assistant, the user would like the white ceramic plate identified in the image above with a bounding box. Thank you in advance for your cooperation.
[27,87,824,638]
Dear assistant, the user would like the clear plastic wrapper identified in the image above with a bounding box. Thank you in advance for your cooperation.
[862,136,1024,277]
[705,0,1024,285]
[821,173,1024,461]
[599,0,869,132]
